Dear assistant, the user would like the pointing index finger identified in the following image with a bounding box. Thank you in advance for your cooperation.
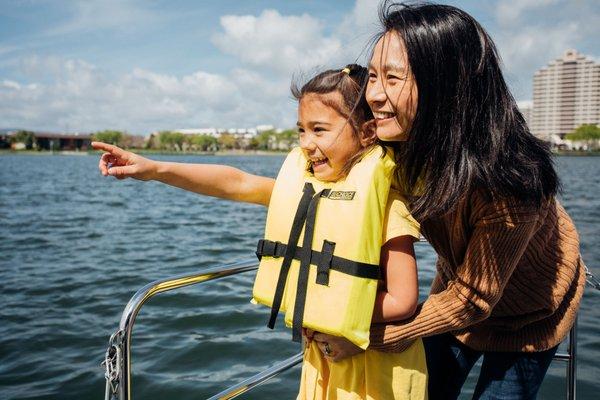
[91,141,128,159]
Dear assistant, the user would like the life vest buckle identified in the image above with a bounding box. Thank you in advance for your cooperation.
[255,239,285,260]
[316,240,336,286]
[272,241,283,258]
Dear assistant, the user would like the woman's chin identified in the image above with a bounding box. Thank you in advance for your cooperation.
[376,127,409,142]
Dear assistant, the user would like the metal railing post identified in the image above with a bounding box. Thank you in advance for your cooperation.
[207,352,304,400]
[566,318,577,400]
[104,259,259,400]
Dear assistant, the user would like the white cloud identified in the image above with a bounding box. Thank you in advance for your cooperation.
[335,0,381,63]
[495,0,560,26]
[2,80,21,90]
[45,0,160,36]
[0,45,18,57]
[496,23,580,74]
[491,0,600,100]
[0,55,297,133]
[212,9,344,76]
[0,2,383,133]
[2,0,598,132]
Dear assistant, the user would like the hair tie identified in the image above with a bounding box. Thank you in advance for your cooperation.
[341,67,351,75]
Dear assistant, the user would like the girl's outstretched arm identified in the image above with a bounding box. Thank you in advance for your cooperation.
[371,236,419,323]
[92,141,275,206]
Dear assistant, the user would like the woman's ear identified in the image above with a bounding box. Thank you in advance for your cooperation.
[360,120,377,147]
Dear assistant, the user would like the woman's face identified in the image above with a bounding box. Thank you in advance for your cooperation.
[366,31,418,141]
[297,92,361,182]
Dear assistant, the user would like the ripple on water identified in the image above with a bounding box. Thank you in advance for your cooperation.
[0,154,598,399]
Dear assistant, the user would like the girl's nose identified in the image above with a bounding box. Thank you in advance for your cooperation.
[299,135,317,152]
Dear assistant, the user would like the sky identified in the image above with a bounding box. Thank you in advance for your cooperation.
[0,0,598,135]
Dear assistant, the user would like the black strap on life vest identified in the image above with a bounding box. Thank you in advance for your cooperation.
[291,187,330,342]
[266,182,315,330]
[256,184,380,342]
[256,239,380,280]
[316,240,335,286]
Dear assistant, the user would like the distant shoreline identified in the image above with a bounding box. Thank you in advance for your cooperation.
[1,149,599,157]
[0,149,289,156]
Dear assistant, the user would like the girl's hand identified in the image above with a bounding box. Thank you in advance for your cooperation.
[92,141,156,181]
[311,331,363,362]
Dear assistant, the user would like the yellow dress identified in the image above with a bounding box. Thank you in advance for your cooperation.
[297,189,428,400]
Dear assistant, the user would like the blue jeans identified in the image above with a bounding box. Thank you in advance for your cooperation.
[423,333,558,400]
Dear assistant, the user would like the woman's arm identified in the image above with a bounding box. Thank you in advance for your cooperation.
[369,197,542,352]
[92,141,275,206]
[371,235,419,323]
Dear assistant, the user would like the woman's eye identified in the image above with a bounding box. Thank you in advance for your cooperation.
[314,127,325,133]
[368,72,377,80]
[387,74,407,81]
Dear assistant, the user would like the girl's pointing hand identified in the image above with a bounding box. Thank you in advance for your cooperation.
[92,141,156,181]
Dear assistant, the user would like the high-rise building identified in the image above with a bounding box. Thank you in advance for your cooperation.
[531,50,600,140]
[518,100,533,127]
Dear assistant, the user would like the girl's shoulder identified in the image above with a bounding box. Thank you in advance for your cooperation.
[383,188,420,244]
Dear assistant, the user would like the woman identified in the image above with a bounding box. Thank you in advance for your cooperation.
[310,2,586,399]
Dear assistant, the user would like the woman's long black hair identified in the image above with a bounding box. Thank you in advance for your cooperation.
[378,2,560,221]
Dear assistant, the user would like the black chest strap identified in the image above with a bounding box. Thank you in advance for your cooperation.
[257,183,380,343]
[265,182,315,330]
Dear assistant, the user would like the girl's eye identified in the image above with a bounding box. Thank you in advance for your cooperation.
[368,72,377,80]
[314,127,326,134]
[298,128,305,135]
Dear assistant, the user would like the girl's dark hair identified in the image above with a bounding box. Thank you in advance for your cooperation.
[377,2,560,220]
[291,64,376,177]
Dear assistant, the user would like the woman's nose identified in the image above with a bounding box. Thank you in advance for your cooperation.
[366,79,387,106]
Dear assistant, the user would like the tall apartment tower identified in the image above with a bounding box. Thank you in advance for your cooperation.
[531,50,600,140]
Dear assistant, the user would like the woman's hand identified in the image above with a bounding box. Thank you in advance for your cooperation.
[305,329,364,362]
[92,141,157,181]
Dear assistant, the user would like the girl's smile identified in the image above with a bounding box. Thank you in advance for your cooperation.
[297,92,361,182]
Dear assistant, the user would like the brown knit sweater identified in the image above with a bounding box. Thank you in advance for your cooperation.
[370,189,586,353]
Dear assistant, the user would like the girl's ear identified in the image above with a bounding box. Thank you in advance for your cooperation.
[359,120,377,147]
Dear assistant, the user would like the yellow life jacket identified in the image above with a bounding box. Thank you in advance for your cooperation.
[252,146,395,349]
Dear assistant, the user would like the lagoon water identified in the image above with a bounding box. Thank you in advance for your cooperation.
[0,154,598,399]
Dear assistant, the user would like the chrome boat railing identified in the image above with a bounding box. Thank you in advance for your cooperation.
[103,257,599,400]
[102,258,280,400]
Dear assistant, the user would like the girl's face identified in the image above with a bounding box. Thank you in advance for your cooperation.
[297,92,362,182]
[366,31,418,141]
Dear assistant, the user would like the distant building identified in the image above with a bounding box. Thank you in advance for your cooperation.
[36,132,93,150]
[4,130,92,150]
[531,49,600,140]
[174,125,270,138]
[517,100,533,127]
[173,128,221,137]
[256,124,275,133]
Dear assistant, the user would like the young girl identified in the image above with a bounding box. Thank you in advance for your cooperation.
[93,64,427,399]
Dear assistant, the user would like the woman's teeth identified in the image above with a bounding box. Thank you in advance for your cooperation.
[374,112,396,120]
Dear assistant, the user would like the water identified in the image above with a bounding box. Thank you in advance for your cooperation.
[0,154,598,400]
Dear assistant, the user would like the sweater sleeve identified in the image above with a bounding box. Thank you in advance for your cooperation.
[369,196,542,352]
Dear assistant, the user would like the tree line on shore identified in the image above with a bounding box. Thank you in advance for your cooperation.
[564,124,600,151]
[92,129,299,152]
[0,128,300,152]
[3,124,599,152]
